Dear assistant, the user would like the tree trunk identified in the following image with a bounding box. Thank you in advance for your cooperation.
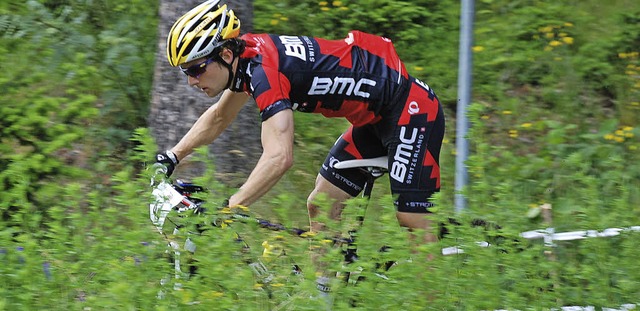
[149,0,260,185]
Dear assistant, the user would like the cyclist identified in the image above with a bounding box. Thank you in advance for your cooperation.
[155,0,445,274]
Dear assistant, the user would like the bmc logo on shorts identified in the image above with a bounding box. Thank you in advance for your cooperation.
[390,126,424,183]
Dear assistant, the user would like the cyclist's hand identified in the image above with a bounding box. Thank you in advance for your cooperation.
[154,150,179,177]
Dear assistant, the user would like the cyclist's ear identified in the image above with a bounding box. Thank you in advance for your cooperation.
[219,48,234,64]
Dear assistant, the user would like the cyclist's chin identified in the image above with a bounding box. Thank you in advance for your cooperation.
[202,87,221,97]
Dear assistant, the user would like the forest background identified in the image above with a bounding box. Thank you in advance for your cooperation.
[1,0,639,310]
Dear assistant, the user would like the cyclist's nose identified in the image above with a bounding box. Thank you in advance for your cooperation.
[187,75,199,86]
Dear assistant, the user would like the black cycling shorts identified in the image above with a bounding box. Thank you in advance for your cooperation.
[319,77,445,213]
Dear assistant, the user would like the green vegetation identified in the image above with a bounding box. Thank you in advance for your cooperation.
[1,0,639,309]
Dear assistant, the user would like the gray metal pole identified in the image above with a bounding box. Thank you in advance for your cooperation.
[455,0,474,213]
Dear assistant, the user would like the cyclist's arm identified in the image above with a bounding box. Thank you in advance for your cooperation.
[171,90,251,160]
[229,109,294,207]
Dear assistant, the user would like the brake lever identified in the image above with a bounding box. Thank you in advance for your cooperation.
[150,163,168,187]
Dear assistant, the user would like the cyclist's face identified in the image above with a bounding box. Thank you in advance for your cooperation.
[184,52,233,97]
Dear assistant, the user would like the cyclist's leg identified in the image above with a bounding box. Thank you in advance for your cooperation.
[396,212,438,243]
[307,125,386,230]
[307,126,385,296]
[385,76,445,247]
[307,174,352,232]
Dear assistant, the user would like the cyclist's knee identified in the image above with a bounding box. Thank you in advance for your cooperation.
[396,211,431,229]
[307,189,320,218]
[307,174,325,216]
[396,211,438,244]
[307,175,351,219]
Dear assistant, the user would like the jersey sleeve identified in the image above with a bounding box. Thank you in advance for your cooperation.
[251,64,293,121]
[243,34,293,122]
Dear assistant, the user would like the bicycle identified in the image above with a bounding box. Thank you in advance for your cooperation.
[149,156,393,305]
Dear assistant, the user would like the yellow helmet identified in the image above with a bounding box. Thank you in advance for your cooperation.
[166,0,241,67]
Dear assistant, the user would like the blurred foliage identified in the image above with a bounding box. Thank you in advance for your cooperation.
[1,0,158,230]
[1,0,158,153]
[1,0,640,309]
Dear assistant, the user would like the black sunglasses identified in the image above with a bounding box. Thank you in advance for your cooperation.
[180,58,216,78]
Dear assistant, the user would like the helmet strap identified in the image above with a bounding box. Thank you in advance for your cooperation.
[211,49,237,90]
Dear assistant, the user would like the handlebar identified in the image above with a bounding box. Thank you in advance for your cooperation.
[148,179,361,244]
[149,178,202,232]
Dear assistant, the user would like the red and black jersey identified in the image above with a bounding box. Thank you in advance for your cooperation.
[237,31,410,127]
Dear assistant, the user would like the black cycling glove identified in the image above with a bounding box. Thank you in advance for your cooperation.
[155,150,179,177]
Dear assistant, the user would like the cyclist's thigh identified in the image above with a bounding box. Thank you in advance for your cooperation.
[385,77,445,213]
[318,125,386,197]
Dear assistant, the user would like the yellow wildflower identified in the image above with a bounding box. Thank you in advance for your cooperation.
[540,26,554,33]
[564,22,574,27]
[502,110,513,115]
[562,37,574,45]
[472,46,485,52]
[333,0,343,6]
[604,134,615,140]
[509,130,518,138]
[520,122,532,128]
[549,40,562,47]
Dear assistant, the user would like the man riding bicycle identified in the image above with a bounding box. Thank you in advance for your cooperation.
[154,0,445,281]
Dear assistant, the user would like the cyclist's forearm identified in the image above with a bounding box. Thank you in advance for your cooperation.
[229,109,294,207]
[230,152,291,207]
[171,105,228,160]
[170,91,248,160]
